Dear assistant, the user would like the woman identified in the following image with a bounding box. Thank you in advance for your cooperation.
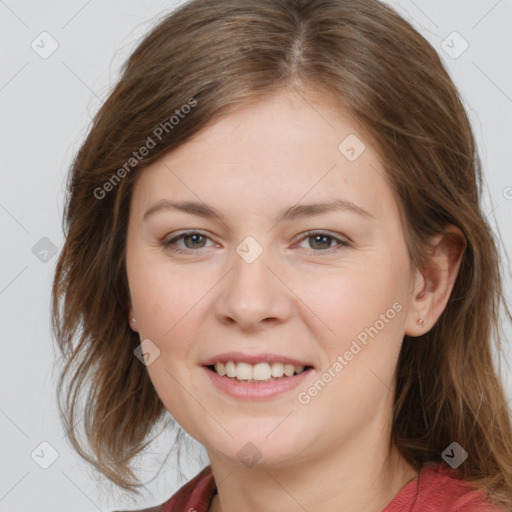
[52,0,512,510]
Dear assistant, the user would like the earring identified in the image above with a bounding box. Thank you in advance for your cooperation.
[132,317,136,322]
[416,318,425,327]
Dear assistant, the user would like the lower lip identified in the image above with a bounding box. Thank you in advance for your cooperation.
[202,366,314,400]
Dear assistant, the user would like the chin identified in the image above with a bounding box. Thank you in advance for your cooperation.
[205,423,310,469]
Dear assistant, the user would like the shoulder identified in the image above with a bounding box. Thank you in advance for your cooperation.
[111,465,215,512]
[408,462,508,512]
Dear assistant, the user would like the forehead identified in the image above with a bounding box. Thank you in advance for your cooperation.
[131,90,397,223]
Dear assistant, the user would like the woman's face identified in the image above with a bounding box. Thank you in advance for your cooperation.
[126,89,421,468]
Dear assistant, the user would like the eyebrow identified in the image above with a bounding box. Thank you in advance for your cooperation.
[143,198,375,224]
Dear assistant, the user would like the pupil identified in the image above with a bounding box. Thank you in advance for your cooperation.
[312,235,330,249]
[185,234,204,248]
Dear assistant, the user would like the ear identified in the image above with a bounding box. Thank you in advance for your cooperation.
[128,299,139,333]
[405,224,466,337]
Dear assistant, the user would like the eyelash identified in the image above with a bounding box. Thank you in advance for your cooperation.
[162,230,351,255]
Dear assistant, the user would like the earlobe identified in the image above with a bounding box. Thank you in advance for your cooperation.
[404,267,430,336]
[128,302,139,332]
[404,225,465,337]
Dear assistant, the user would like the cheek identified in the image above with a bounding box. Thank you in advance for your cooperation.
[291,258,409,417]
[128,258,217,355]
[294,272,406,432]
[127,261,207,432]
[293,262,405,346]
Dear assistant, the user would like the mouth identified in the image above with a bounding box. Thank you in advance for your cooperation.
[204,361,314,383]
[200,354,315,400]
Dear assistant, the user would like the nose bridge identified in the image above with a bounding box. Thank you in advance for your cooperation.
[215,236,291,328]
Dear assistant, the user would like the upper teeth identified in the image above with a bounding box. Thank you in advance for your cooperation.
[214,361,306,381]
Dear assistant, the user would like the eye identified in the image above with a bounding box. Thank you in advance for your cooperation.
[296,231,351,253]
[162,231,215,254]
[162,230,351,255]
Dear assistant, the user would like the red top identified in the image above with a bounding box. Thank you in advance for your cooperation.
[121,462,509,512]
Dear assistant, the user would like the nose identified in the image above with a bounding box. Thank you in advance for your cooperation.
[214,246,293,332]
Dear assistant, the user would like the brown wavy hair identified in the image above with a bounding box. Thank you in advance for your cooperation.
[51,0,512,506]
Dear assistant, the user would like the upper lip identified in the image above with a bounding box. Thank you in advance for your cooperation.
[201,351,314,367]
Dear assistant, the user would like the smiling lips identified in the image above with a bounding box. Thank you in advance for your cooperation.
[203,364,314,400]
[201,351,313,383]
[212,361,308,382]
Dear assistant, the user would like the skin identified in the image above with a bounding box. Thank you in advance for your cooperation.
[126,88,464,512]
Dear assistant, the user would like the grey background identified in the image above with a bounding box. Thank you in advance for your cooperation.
[1,1,511,511]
